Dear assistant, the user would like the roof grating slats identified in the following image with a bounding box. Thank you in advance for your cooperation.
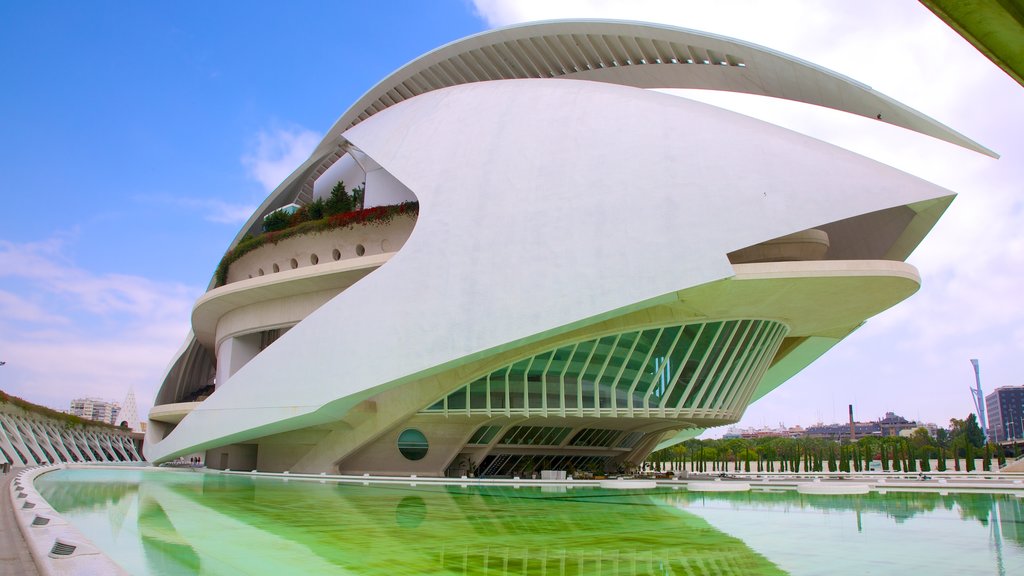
[688,45,710,64]
[495,41,525,76]
[439,58,471,83]
[453,54,484,82]
[478,44,518,79]
[523,37,558,77]
[619,35,647,64]
[554,34,587,71]
[706,49,728,66]
[571,34,602,69]
[548,35,575,73]
[602,35,630,65]
[593,35,621,66]
[424,62,457,87]
[503,39,544,77]
[466,47,505,80]
[515,38,552,77]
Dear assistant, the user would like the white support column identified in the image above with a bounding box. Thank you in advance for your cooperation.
[0,415,29,465]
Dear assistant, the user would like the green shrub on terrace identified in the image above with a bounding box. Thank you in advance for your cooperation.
[262,209,292,232]
[325,181,355,215]
[214,200,419,287]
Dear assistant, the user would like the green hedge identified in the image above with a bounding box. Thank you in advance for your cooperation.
[0,389,120,429]
[215,201,419,287]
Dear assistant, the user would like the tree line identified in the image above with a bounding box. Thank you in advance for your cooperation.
[647,413,1006,473]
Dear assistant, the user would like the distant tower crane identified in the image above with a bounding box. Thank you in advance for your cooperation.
[970,359,988,442]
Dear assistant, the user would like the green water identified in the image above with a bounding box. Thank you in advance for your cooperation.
[34,468,1024,575]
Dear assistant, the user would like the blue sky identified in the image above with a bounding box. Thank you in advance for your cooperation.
[1,1,1021,436]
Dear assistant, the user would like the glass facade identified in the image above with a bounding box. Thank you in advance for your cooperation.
[421,319,787,419]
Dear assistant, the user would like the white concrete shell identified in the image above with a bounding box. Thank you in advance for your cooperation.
[147,20,980,476]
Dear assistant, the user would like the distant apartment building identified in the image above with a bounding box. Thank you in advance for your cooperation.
[986,386,1024,442]
[722,425,805,439]
[803,412,920,441]
[69,397,121,426]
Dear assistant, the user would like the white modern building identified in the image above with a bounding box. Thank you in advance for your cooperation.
[146,20,991,476]
[69,397,121,426]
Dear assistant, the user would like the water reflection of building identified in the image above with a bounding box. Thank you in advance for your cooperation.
[38,469,1024,575]
[132,476,787,575]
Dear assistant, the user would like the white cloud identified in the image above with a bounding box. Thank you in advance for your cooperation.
[143,195,257,225]
[0,237,199,417]
[241,125,321,192]
[471,0,1024,433]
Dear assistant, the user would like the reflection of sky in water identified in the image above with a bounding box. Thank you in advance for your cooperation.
[34,469,1024,576]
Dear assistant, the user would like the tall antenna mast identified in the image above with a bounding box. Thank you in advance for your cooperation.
[970,359,988,442]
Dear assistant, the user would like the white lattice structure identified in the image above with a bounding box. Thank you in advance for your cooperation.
[146,20,989,477]
[0,403,141,466]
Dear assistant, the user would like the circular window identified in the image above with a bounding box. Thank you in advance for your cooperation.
[310,253,319,265]
[332,248,341,261]
[272,263,280,273]
[290,258,298,269]
[355,244,366,257]
[397,429,428,461]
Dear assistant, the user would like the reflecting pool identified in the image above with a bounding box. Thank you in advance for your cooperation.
[35,468,1024,575]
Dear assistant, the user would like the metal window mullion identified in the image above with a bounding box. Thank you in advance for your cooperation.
[559,343,579,418]
[539,351,556,415]
[728,323,786,411]
[672,323,726,417]
[504,366,512,418]
[713,322,769,410]
[485,373,492,416]
[625,328,664,417]
[609,333,643,415]
[575,340,600,415]
[697,321,755,410]
[730,324,788,412]
[716,322,772,411]
[523,356,538,417]
[591,334,623,417]
[643,326,685,415]
[678,323,737,416]
[658,323,706,412]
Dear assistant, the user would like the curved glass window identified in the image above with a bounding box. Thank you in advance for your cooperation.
[397,429,428,461]
[421,319,787,418]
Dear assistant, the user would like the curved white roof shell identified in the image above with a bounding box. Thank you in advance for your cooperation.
[147,77,957,463]
[231,19,993,256]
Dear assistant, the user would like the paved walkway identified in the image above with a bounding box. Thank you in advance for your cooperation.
[1,468,40,576]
